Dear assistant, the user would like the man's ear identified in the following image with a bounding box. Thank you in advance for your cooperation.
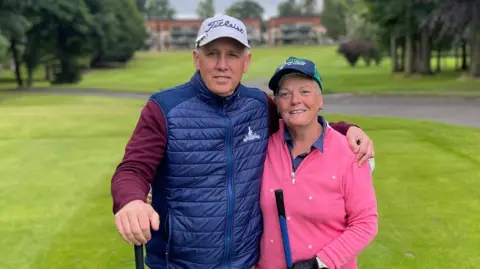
[193,49,200,70]
[243,52,251,73]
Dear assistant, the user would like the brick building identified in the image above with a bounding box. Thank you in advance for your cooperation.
[266,16,327,46]
[145,18,263,51]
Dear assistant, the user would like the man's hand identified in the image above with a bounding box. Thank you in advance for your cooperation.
[346,126,375,166]
[114,200,160,245]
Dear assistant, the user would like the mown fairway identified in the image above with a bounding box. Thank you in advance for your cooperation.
[1,45,479,94]
[0,94,479,268]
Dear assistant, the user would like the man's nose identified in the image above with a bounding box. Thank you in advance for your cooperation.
[216,54,229,70]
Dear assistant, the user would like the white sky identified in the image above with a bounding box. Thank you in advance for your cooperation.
[171,0,324,19]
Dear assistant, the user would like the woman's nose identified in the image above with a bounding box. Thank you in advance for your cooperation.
[290,91,301,104]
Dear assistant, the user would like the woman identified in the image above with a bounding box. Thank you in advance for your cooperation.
[256,57,378,269]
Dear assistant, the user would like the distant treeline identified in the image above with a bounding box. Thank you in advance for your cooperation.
[0,0,147,88]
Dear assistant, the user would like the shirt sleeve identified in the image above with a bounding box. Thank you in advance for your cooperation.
[111,99,167,214]
[264,93,358,136]
[266,93,280,136]
[316,160,378,268]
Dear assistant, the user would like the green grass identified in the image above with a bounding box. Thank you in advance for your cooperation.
[0,94,143,269]
[325,114,480,268]
[0,93,479,268]
[1,45,479,94]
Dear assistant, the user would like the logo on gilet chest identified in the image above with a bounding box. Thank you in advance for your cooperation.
[243,126,261,142]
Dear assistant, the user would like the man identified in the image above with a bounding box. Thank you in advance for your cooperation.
[111,15,375,269]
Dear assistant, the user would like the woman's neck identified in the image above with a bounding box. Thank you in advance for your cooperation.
[289,121,323,154]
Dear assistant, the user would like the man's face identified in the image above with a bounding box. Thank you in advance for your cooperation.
[275,75,323,128]
[193,37,251,96]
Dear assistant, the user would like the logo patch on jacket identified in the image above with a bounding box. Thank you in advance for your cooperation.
[243,126,260,142]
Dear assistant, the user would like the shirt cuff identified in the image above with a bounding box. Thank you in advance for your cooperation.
[316,257,328,268]
[316,251,334,269]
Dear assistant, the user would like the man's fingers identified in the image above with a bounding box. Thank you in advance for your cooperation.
[149,208,160,231]
[349,137,360,153]
[354,139,363,161]
[355,140,368,164]
[115,215,131,244]
[358,152,369,166]
[358,140,374,166]
[127,211,147,245]
[117,215,134,244]
[137,210,152,241]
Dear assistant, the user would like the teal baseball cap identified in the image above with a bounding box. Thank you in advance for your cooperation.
[268,57,323,94]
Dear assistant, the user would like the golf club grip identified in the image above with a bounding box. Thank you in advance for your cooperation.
[134,244,144,269]
[275,189,293,269]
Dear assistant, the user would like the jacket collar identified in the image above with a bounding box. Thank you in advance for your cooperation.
[284,116,328,152]
[189,71,240,107]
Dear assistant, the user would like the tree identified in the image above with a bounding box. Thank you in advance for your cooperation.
[422,0,480,77]
[0,0,148,88]
[146,0,175,19]
[226,0,264,19]
[363,0,437,75]
[0,0,32,87]
[197,0,215,19]
[302,0,317,15]
[320,0,347,40]
[342,0,379,41]
[277,0,302,17]
[86,0,147,67]
[135,0,147,13]
[0,33,8,60]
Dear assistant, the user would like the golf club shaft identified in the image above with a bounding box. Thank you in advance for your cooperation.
[134,244,144,269]
[275,189,293,269]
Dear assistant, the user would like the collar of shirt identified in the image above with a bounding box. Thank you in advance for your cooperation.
[284,115,327,153]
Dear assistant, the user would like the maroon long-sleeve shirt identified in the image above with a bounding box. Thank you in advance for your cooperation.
[111,93,354,213]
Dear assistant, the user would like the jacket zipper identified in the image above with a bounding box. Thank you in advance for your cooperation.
[287,144,316,185]
[223,101,234,269]
[165,214,172,265]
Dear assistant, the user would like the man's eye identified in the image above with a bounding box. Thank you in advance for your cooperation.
[301,91,310,95]
[229,53,239,58]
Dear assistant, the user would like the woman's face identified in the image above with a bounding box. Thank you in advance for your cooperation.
[275,75,323,129]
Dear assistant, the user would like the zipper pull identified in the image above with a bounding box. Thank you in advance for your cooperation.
[292,172,295,184]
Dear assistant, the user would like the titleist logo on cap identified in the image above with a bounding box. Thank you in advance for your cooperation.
[205,19,244,34]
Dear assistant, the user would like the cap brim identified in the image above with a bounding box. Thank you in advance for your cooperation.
[197,33,250,49]
[268,67,314,93]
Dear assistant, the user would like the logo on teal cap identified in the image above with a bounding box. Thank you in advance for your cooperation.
[272,56,324,92]
[313,66,323,90]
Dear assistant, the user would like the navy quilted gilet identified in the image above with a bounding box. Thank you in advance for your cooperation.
[145,72,269,269]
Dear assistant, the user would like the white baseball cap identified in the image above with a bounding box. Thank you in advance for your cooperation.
[195,14,250,49]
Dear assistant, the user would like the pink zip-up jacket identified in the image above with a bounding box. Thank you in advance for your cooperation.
[256,121,378,269]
